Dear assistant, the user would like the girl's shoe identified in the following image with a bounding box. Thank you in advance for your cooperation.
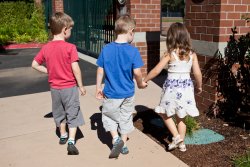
[178,143,187,152]
[121,146,129,155]
[168,135,183,151]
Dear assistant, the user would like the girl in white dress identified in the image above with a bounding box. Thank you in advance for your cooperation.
[144,22,202,152]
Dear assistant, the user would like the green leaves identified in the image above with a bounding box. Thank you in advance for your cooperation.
[0,1,48,44]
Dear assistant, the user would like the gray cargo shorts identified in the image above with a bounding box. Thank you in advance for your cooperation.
[102,96,135,135]
[51,86,84,128]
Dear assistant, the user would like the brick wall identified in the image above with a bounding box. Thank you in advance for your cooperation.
[53,0,63,12]
[128,0,161,76]
[185,0,250,112]
[185,0,250,43]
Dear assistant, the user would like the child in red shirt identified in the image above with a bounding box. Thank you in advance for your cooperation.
[32,12,86,155]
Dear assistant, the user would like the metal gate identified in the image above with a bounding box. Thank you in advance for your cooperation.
[63,0,116,57]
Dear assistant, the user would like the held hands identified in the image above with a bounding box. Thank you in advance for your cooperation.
[79,86,87,96]
[138,81,148,89]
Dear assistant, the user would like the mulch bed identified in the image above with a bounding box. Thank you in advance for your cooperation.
[133,109,250,167]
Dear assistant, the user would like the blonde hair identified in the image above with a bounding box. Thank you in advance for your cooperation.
[114,14,136,35]
[166,22,192,59]
[49,12,74,35]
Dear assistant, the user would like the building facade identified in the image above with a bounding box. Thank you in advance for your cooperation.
[51,0,250,112]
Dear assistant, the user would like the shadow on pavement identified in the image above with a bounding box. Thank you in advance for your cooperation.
[0,48,97,98]
[133,105,170,149]
[90,112,113,149]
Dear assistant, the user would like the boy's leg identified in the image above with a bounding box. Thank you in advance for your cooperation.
[62,87,84,155]
[119,96,135,155]
[59,123,68,144]
[51,88,68,144]
[67,127,79,155]
[102,98,124,158]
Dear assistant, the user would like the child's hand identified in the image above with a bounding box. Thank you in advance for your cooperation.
[79,86,86,96]
[96,89,104,100]
[138,81,148,89]
[195,87,202,94]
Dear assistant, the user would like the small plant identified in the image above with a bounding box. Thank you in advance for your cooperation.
[185,116,199,136]
[233,150,250,167]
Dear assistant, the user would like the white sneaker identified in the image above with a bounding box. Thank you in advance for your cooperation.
[168,135,183,151]
[178,143,187,152]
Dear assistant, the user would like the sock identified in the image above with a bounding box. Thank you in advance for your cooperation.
[68,138,75,145]
[112,135,119,144]
[61,132,68,138]
[123,143,127,148]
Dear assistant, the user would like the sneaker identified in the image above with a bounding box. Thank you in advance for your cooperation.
[59,137,68,145]
[121,146,129,155]
[178,143,187,152]
[168,135,183,151]
[67,142,79,155]
[109,137,124,159]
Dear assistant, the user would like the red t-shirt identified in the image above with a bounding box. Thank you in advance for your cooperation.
[34,40,79,89]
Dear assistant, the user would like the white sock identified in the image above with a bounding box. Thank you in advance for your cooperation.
[68,138,75,145]
[61,132,68,138]
[112,135,119,144]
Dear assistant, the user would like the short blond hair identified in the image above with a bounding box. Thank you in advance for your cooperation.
[49,12,74,35]
[114,14,136,35]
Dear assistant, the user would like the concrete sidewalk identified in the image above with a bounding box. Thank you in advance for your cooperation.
[0,82,188,167]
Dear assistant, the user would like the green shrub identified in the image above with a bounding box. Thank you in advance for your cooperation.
[185,116,199,136]
[0,1,48,44]
[233,151,250,167]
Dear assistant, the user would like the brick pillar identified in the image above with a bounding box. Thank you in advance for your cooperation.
[53,0,64,12]
[127,0,161,76]
[185,0,250,112]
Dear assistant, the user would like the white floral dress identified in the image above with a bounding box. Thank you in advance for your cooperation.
[155,51,199,118]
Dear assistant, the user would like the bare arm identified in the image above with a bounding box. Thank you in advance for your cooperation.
[134,68,147,89]
[192,53,202,93]
[144,54,170,82]
[96,67,104,99]
[31,60,48,74]
[72,62,86,96]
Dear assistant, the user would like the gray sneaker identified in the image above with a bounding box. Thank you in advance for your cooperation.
[109,137,124,159]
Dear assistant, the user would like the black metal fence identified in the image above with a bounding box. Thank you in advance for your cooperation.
[64,0,116,57]
[43,0,116,58]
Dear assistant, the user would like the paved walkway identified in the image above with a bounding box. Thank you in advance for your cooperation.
[0,49,188,167]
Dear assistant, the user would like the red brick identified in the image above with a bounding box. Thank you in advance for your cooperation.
[196,13,207,19]
[228,0,242,3]
[202,5,215,12]
[208,0,221,4]
[235,5,248,12]
[227,13,241,19]
[239,27,250,34]
[191,33,201,40]
[191,20,202,26]
[242,0,250,4]
[191,5,202,12]
[234,20,247,27]
[201,34,213,42]
[220,5,235,12]
[196,27,207,33]
[202,98,214,106]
